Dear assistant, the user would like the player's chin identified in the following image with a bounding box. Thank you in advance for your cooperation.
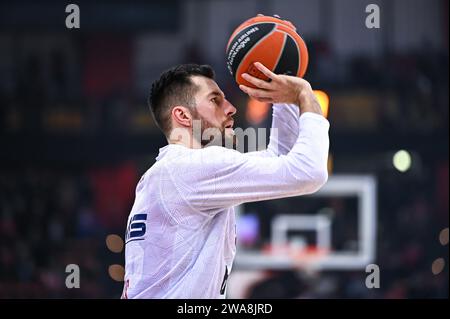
[225,127,235,136]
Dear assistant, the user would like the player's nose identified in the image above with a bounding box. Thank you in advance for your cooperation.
[224,99,237,117]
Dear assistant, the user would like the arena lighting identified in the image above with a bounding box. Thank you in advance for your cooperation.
[313,90,330,118]
[393,150,412,172]
[246,97,270,125]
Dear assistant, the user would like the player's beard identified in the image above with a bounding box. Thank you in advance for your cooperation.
[191,111,237,149]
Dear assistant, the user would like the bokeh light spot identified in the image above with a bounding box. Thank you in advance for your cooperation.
[439,228,449,246]
[108,264,125,282]
[106,234,124,253]
[431,258,445,275]
[393,150,412,172]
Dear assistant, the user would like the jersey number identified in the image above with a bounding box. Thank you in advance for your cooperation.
[125,214,147,243]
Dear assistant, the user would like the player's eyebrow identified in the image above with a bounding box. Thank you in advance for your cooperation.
[206,90,225,99]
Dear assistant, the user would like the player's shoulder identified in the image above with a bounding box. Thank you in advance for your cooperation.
[134,165,155,193]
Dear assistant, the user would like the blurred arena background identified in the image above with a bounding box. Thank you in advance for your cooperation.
[0,0,448,298]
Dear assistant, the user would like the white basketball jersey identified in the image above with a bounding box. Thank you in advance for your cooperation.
[122,104,330,299]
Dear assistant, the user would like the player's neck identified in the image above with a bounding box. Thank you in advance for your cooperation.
[168,132,203,149]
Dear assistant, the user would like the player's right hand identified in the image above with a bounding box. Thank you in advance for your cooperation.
[239,62,323,116]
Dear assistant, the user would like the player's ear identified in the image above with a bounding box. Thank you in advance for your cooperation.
[172,106,193,128]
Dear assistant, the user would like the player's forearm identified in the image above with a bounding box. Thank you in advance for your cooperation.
[266,81,323,156]
[284,112,329,194]
[244,103,299,158]
[266,103,300,156]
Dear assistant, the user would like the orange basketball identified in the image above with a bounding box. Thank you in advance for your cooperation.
[226,15,309,88]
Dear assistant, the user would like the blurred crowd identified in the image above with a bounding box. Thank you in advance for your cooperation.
[0,39,448,136]
[0,166,135,298]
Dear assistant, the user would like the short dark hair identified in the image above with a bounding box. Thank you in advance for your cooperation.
[148,64,215,135]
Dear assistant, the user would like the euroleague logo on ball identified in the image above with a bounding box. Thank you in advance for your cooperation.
[226,14,308,88]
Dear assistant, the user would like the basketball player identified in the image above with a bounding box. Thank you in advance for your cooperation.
[122,62,329,298]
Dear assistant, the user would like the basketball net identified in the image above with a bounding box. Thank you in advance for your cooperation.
[264,244,329,272]
[288,246,328,272]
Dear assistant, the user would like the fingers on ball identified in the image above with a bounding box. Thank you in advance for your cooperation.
[242,73,272,89]
[254,62,277,80]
